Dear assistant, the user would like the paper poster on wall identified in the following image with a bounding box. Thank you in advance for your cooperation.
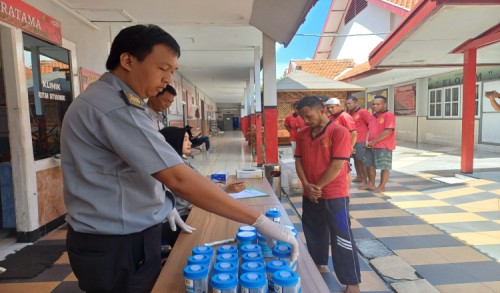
[79,67,101,92]
[394,84,416,116]
[169,79,182,115]
[367,89,388,113]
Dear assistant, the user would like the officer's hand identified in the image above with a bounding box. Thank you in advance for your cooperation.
[252,214,299,263]
[167,208,196,233]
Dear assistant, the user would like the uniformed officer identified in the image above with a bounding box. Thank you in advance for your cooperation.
[61,24,298,293]
[145,84,177,130]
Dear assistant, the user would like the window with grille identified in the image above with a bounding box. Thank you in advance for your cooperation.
[345,0,368,25]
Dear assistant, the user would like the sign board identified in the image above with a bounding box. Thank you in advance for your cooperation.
[0,0,62,45]
[394,84,416,116]
[79,67,101,92]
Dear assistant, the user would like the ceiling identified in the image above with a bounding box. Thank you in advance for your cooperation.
[51,0,317,104]
[371,4,500,68]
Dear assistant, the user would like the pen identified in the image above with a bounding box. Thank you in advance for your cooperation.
[204,238,236,247]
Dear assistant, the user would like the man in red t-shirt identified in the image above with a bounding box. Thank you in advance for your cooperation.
[346,96,372,185]
[325,98,357,149]
[284,102,306,155]
[360,96,396,193]
[295,96,361,293]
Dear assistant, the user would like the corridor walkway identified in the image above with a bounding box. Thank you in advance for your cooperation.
[0,131,499,292]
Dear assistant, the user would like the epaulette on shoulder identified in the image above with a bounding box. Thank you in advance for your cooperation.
[120,90,144,110]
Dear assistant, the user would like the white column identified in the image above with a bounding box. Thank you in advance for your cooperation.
[249,68,255,115]
[1,27,39,235]
[254,46,261,113]
[263,35,277,107]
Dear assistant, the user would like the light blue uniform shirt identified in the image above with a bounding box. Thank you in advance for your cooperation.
[61,73,183,234]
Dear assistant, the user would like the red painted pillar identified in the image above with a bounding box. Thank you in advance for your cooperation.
[241,116,246,135]
[256,113,263,166]
[461,48,476,174]
[264,106,278,163]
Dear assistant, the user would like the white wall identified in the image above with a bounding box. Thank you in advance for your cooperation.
[25,0,111,74]
[330,3,391,64]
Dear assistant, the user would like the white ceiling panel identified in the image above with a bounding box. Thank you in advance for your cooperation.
[52,0,314,103]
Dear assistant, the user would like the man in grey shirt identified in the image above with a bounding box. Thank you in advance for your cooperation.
[145,84,177,130]
[61,24,298,293]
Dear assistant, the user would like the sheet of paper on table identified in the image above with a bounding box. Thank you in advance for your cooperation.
[229,186,269,199]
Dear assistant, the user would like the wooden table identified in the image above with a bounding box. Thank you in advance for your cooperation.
[152,177,330,293]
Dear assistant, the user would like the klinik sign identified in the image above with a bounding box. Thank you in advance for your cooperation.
[0,0,62,45]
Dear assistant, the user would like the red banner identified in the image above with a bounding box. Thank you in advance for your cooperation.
[394,84,416,116]
[79,67,101,92]
[0,0,62,45]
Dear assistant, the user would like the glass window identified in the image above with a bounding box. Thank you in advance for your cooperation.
[442,86,460,118]
[23,34,73,160]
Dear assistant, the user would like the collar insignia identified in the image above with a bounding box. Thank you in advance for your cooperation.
[120,90,144,110]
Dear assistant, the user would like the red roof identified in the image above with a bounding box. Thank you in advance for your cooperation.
[385,0,420,10]
[336,61,389,82]
[287,59,355,79]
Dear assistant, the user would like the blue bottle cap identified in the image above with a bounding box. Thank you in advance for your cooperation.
[266,259,290,274]
[272,243,292,258]
[187,254,211,266]
[216,245,238,255]
[273,270,299,287]
[240,272,267,289]
[216,252,238,264]
[241,261,266,275]
[265,209,280,218]
[239,225,257,233]
[192,246,214,256]
[183,264,208,279]
[236,231,257,241]
[242,252,264,263]
[242,251,264,262]
[257,233,267,242]
[211,273,238,290]
[213,262,238,275]
[240,244,262,254]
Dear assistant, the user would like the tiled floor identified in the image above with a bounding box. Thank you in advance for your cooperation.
[1,131,500,292]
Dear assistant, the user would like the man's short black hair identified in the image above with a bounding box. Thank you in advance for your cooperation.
[318,96,330,103]
[106,24,181,70]
[346,96,358,102]
[158,84,177,97]
[373,95,387,103]
[296,96,325,111]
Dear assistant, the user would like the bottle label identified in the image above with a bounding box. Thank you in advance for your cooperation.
[274,284,283,293]
[185,278,194,293]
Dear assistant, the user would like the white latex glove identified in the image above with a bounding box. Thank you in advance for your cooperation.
[166,208,196,233]
[252,214,299,263]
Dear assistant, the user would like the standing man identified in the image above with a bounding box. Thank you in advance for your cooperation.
[284,102,306,155]
[146,84,177,130]
[359,96,396,193]
[295,96,361,293]
[345,96,372,185]
[325,98,357,151]
[61,24,297,293]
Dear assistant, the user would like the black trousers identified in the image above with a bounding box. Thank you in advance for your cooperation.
[302,197,361,285]
[66,224,162,293]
